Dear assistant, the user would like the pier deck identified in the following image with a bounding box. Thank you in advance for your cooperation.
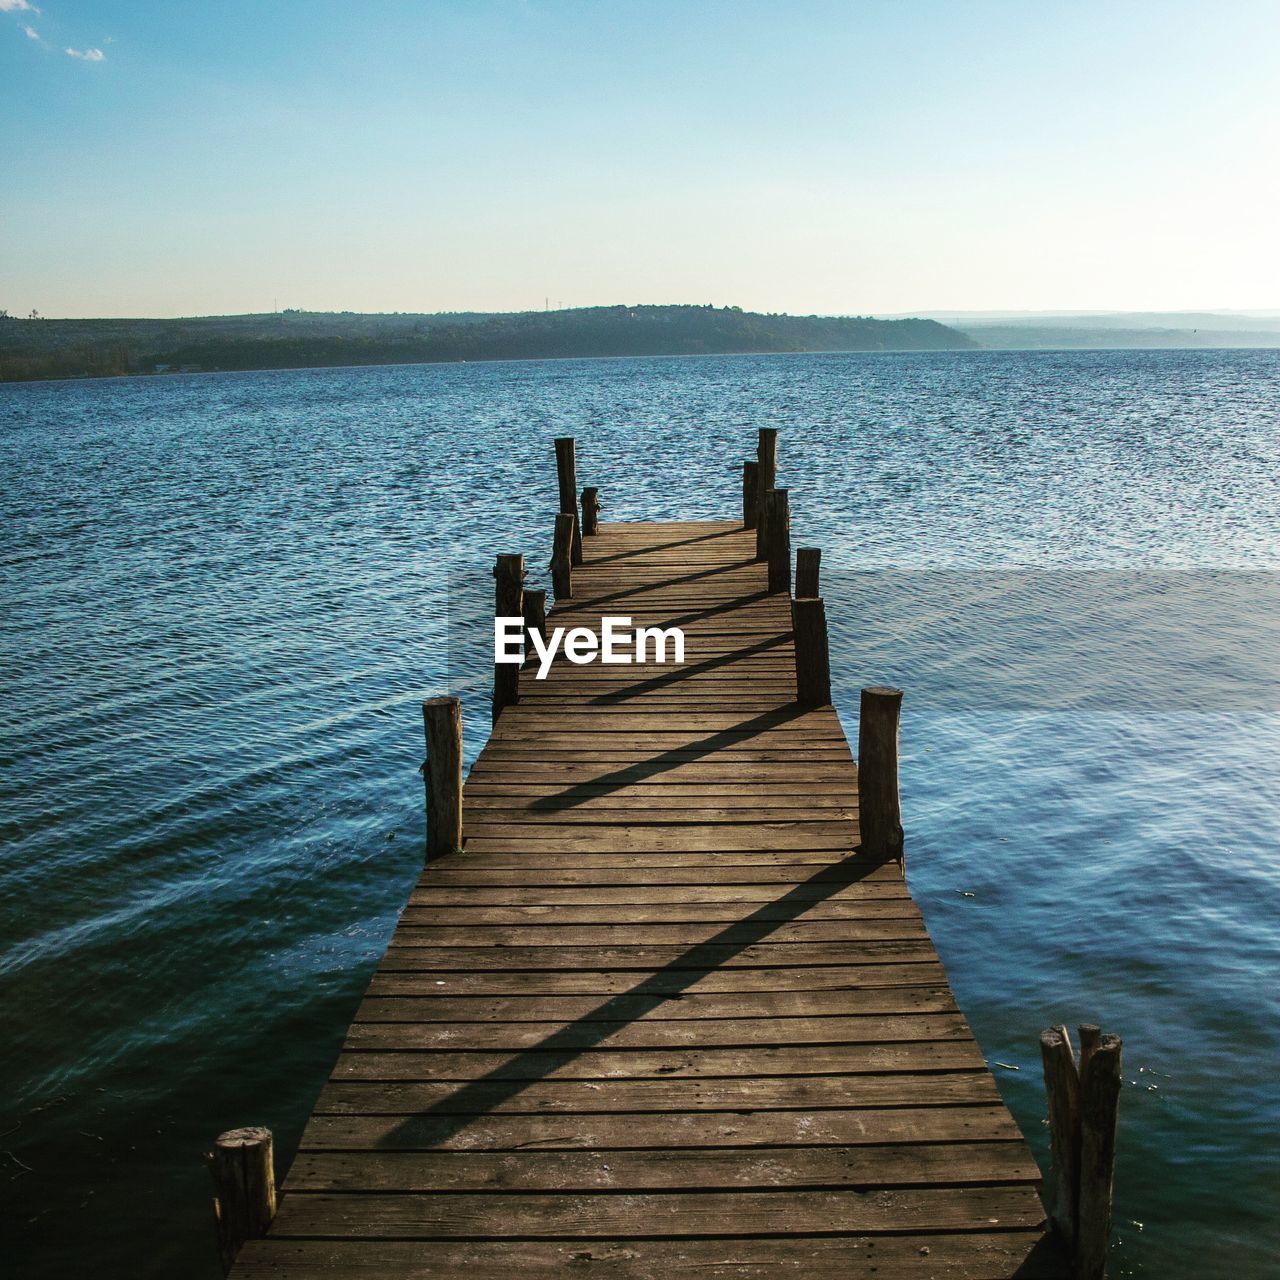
[233,520,1066,1278]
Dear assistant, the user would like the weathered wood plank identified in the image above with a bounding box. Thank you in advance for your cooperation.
[330,1040,985,1082]
[234,1232,1067,1280]
[285,1142,1040,1193]
[366,963,948,997]
[299,1104,1025,1151]
[267,1186,1050,1239]
[354,985,957,1023]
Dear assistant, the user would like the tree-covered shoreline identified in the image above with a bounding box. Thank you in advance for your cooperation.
[0,304,975,382]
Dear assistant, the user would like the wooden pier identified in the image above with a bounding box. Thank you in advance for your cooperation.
[226,451,1097,1278]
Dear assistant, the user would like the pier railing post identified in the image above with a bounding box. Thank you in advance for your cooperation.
[551,513,575,601]
[581,486,600,536]
[791,597,831,707]
[755,427,777,560]
[208,1126,276,1275]
[858,686,904,862]
[795,547,821,598]
[765,488,791,594]
[1039,1023,1123,1280]
[523,587,548,643]
[554,436,583,565]
[492,553,524,724]
[742,460,759,528]
[421,695,462,860]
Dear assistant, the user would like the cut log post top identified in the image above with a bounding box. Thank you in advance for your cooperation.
[581,486,601,536]
[421,695,463,860]
[207,1126,276,1275]
[755,428,778,560]
[765,487,791,595]
[554,437,583,565]
[795,546,821,598]
[858,685,905,864]
[550,512,575,601]
[1039,1023,1124,1280]
[742,460,759,529]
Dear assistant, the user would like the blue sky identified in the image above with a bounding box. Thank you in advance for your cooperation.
[2,1,1278,317]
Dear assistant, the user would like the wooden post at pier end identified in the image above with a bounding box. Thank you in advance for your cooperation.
[858,686,904,862]
[742,460,759,528]
[796,547,821,598]
[1040,1023,1123,1280]
[208,1126,276,1275]
[765,488,791,594]
[554,437,583,565]
[1077,1033,1123,1280]
[581,486,600,536]
[1039,1026,1081,1251]
[523,588,548,644]
[551,513,575,602]
[421,696,462,860]
[755,428,778,559]
[492,554,524,724]
[792,597,831,708]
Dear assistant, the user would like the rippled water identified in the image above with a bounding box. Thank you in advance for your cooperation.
[2,350,1278,1278]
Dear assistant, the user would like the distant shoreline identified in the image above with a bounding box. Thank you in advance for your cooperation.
[0,304,975,383]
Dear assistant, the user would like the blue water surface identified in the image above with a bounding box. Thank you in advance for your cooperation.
[1,350,1277,1278]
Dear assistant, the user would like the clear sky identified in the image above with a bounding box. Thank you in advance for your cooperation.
[2,0,1278,318]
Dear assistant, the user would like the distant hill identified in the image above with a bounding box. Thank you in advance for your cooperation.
[891,310,1280,350]
[0,305,975,382]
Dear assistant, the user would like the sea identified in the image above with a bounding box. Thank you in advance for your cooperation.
[1,349,1278,1278]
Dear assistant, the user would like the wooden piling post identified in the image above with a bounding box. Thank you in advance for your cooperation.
[765,488,791,594]
[208,1126,276,1275]
[858,686,904,862]
[1039,1026,1081,1250]
[755,428,777,560]
[492,553,524,724]
[791,597,831,707]
[421,696,462,860]
[1038,1024,1123,1280]
[743,460,759,528]
[551,513,575,602]
[1077,1033,1123,1280]
[554,437,583,565]
[795,547,821,598]
[581,486,600,536]
[522,588,547,644]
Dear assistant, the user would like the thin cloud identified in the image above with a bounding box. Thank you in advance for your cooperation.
[23,23,38,39]
[65,46,105,61]
[0,0,41,13]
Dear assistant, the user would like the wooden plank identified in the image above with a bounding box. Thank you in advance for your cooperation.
[383,919,929,947]
[411,864,879,885]
[396,900,919,924]
[354,986,957,1023]
[299,1104,1025,1150]
[344,1012,972,1051]
[376,942,942,971]
[285,1142,1041,1192]
[235,1233,1067,1279]
[266,1186,1050,1239]
[366,964,949,997]
[330,1040,985,1082]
